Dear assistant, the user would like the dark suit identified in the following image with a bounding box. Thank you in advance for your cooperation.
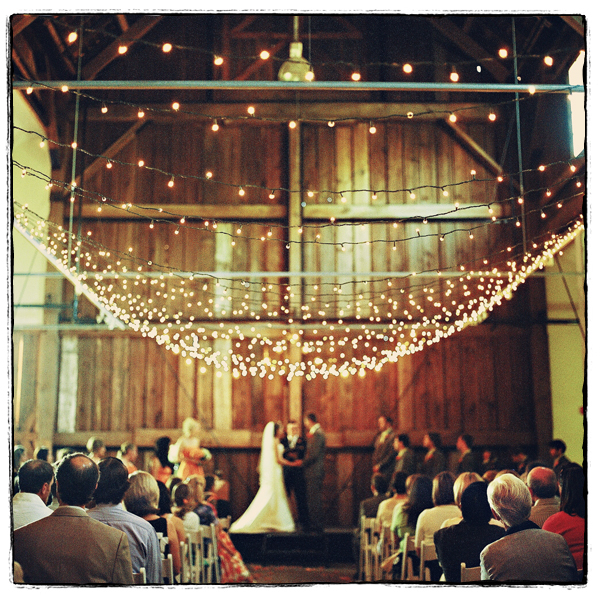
[281,434,309,528]
[421,448,446,478]
[13,505,134,585]
[393,447,419,477]
[304,424,326,531]
[372,428,396,485]
[457,450,479,474]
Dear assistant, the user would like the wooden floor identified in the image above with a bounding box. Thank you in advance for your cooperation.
[247,562,356,585]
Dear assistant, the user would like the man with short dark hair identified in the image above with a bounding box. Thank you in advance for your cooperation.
[372,415,396,487]
[12,459,54,530]
[527,466,560,528]
[480,473,577,582]
[13,453,133,585]
[88,457,162,583]
[548,439,571,477]
[302,413,326,532]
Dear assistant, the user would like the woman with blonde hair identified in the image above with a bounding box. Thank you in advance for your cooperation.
[168,418,212,480]
[123,471,181,578]
[185,474,254,583]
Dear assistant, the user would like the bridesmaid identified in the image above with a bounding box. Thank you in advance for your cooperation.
[168,418,212,480]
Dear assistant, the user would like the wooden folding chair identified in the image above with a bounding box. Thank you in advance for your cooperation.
[179,540,191,583]
[132,567,147,584]
[419,540,438,581]
[460,562,481,582]
[359,516,377,581]
[200,523,221,583]
[162,553,175,585]
[378,524,393,580]
[400,533,418,581]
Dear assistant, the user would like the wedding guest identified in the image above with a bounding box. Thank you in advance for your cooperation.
[481,473,578,582]
[88,457,162,583]
[12,459,54,530]
[376,471,408,529]
[456,434,478,474]
[157,478,186,548]
[527,466,560,527]
[434,481,505,582]
[439,471,484,529]
[415,471,461,581]
[124,470,181,577]
[372,415,396,487]
[548,439,572,478]
[117,442,138,474]
[13,445,27,494]
[34,446,52,463]
[543,463,585,573]
[14,453,133,584]
[391,474,433,544]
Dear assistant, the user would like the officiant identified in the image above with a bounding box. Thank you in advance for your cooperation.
[281,421,310,531]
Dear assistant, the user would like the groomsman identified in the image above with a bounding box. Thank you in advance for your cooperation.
[372,415,396,488]
[282,421,310,530]
[302,413,326,532]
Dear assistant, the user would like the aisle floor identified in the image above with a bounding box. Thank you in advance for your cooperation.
[247,562,356,585]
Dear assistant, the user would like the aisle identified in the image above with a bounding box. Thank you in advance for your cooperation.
[247,562,355,585]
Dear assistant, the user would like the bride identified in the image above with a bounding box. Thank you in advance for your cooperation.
[229,421,299,533]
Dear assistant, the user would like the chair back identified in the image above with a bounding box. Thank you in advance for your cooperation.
[460,562,481,582]
[132,567,147,584]
[162,553,175,584]
[359,516,378,581]
[179,539,191,583]
[186,524,221,584]
[400,533,417,581]
[419,540,438,581]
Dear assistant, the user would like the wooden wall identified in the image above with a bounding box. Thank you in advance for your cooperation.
[13,112,553,527]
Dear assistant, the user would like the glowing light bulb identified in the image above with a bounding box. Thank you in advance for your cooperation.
[450,69,459,82]
[162,43,172,53]
[71,141,77,149]
[351,71,361,81]
[238,187,245,197]
[498,48,509,58]
[328,121,335,127]
[289,121,297,129]
[528,86,536,95]
[407,112,414,119]
[403,63,413,74]
[168,178,174,188]
[61,85,69,92]
[26,87,33,94]
[369,122,377,134]
[118,45,128,55]
[305,70,315,81]
[488,111,497,121]
[138,160,145,167]
[214,55,224,66]
[101,104,108,114]
[269,190,276,199]
[544,56,553,67]
[538,165,546,172]
[68,31,78,44]
[138,109,145,118]
[260,50,270,60]
[172,102,180,111]
[211,120,219,132]
[106,161,112,169]
[205,171,213,179]
[247,106,255,116]
[449,113,457,123]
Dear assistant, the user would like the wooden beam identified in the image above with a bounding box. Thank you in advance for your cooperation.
[11,14,38,36]
[235,40,287,81]
[561,16,585,37]
[81,15,162,80]
[83,102,493,123]
[304,202,506,221]
[430,17,511,83]
[64,203,288,221]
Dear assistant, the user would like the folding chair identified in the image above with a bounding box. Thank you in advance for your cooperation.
[162,553,175,585]
[378,524,393,580]
[419,540,438,581]
[200,523,221,583]
[179,540,191,583]
[460,562,481,582]
[132,567,146,584]
[359,516,377,581]
[400,533,418,581]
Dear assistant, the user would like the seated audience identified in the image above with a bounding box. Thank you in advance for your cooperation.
[185,475,254,583]
[123,470,181,577]
[527,466,560,527]
[13,453,133,584]
[151,436,174,485]
[480,448,498,475]
[12,459,54,529]
[481,473,578,582]
[548,439,572,478]
[117,442,139,474]
[543,463,585,573]
[415,471,461,581]
[376,471,408,530]
[509,447,529,476]
[440,471,484,528]
[157,478,186,548]
[87,457,162,583]
[391,474,433,544]
[482,470,498,483]
[434,481,505,582]
[212,470,232,519]
[34,446,52,462]
[360,473,389,520]
[13,445,27,494]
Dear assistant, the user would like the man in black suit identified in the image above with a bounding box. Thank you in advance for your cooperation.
[456,433,479,474]
[281,420,310,530]
[302,413,326,532]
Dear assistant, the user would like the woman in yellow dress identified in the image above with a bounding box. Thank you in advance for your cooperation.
[168,418,212,480]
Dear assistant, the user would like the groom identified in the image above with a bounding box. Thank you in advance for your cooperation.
[281,421,310,531]
[302,413,326,533]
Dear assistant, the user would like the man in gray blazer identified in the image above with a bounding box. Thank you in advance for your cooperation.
[13,453,133,585]
[302,413,326,532]
[480,473,578,582]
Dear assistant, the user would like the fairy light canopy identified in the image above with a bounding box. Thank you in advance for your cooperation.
[11,13,586,379]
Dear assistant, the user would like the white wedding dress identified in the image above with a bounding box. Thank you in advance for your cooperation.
[229,422,295,533]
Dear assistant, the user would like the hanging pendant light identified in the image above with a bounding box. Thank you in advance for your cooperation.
[278,16,314,82]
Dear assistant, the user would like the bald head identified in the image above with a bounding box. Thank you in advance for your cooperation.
[527,466,558,500]
[55,453,100,507]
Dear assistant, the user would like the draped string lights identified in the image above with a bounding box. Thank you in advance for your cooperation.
[13,19,585,379]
